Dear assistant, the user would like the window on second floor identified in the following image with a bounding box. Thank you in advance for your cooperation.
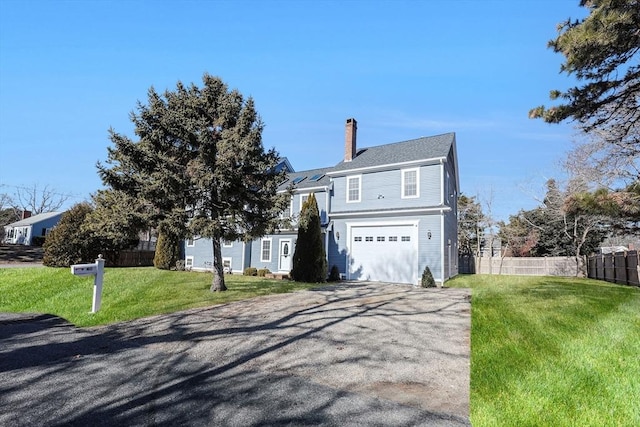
[299,193,309,211]
[279,196,293,218]
[402,168,419,199]
[347,175,361,203]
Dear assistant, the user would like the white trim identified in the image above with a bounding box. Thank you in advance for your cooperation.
[185,256,194,269]
[401,167,420,199]
[346,220,419,283]
[440,214,445,283]
[331,206,451,218]
[278,185,329,194]
[222,239,233,248]
[222,257,232,273]
[327,157,447,176]
[260,238,272,263]
[440,162,445,205]
[278,238,292,272]
[186,237,195,247]
[299,193,310,212]
[346,175,361,203]
[241,241,246,271]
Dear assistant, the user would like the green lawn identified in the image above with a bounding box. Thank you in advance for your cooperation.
[0,267,321,327]
[448,274,640,427]
[2,268,638,425]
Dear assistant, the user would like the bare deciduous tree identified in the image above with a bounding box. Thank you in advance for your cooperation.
[13,184,69,215]
[565,126,640,189]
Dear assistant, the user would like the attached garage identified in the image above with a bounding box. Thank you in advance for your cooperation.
[347,222,418,284]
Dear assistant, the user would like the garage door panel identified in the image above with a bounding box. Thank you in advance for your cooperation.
[349,225,417,284]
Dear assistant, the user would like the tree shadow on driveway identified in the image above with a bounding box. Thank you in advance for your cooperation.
[0,282,471,426]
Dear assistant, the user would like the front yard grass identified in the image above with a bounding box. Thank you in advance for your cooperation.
[448,274,640,427]
[2,268,639,425]
[0,267,320,327]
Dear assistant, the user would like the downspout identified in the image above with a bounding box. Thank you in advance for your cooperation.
[440,159,445,206]
[440,159,446,285]
[441,209,445,285]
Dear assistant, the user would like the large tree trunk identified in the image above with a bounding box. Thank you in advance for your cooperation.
[210,238,227,292]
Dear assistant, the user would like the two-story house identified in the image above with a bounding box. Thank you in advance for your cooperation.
[185,118,459,285]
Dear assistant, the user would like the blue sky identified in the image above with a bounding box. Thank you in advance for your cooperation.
[0,0,587,221]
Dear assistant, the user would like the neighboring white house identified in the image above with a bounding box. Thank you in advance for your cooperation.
[185,118,459,285]
[3,211,64,245]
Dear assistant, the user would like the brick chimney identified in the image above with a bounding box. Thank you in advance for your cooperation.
[345,118,357,162]
[21,210,32,220]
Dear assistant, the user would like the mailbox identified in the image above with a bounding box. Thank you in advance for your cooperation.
[71,264,98,276]
[70,256,105,313]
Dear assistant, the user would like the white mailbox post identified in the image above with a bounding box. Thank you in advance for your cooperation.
[71,255,105,313]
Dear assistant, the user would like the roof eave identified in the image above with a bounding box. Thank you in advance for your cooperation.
[326,156,448,177]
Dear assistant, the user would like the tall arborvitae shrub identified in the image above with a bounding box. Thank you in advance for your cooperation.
[43,203,98,267]
[153,229,181,270]
[291,193,327,282]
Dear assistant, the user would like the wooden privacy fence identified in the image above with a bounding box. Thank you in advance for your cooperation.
[587,251,639,287]
[459,255,583,277]
[105,250,155,267]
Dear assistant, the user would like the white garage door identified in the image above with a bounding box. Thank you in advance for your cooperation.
[349,224,418,284]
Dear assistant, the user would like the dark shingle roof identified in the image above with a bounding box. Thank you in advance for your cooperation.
[278,167,332,191]
[279,132,456,190]
[330,132,455,173]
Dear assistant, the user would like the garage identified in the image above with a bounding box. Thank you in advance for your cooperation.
[348,223,418,284]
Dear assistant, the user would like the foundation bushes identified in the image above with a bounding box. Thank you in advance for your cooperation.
[421,266,436,288]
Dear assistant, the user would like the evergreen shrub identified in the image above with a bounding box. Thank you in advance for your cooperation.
[154,230,180,270]
[291,193,327,283]
[421,266,437,288]
[243,267,258,276]
[328,265,341,281]
[43,203,98,267]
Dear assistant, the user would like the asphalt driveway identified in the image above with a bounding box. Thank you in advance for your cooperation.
[0,282,471,426]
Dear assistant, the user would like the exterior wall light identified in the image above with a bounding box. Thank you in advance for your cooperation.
[427,230,432,240]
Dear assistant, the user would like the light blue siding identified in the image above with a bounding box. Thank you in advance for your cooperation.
[184,238,250,273]
[329,213,445,284]
[183,134,458,285]
[288,190,329,225]
[417,214,444,282]
[327,220,349,276]
[249,232,297,273]
[331,164,442,213]
[443,208,459,279]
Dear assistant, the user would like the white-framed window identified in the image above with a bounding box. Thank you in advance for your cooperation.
[299,193,310,212]
[402,168,419,198]
[185,256,194,269]
[223,240,233,248]
[186,237,195,247]
[346,175,361,203]
[261,238,272,262]
[222,257,232,272]
[280,196,294,218]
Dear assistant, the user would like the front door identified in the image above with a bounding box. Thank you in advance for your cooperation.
[279,239,292,272]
